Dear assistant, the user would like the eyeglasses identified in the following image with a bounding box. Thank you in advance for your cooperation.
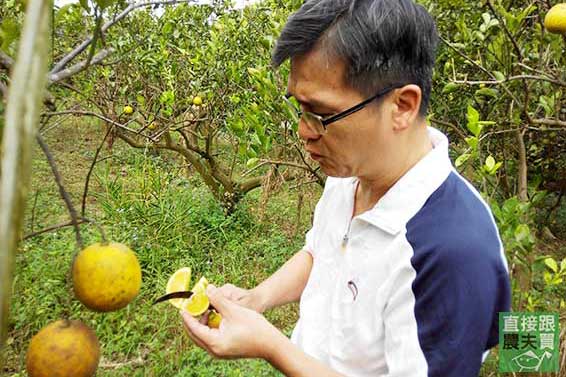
[283,83,406,135]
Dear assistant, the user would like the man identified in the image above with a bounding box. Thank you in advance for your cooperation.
[182,0,511,375]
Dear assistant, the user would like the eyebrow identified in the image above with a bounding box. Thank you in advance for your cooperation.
[285,91,332,110]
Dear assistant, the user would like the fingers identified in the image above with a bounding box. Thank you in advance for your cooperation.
[207,285,236,315]
[199,311,209,325]
[218,283,246,301]
[181,310,215,352]
[183,322,211,352]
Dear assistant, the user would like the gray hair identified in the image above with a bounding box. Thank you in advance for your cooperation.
[272,0,439,116]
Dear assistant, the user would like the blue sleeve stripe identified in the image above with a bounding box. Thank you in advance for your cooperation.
[405,172,511,376]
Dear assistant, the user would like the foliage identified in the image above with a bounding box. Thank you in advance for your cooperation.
[421,0,566,312]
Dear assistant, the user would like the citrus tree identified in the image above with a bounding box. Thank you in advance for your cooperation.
[29,0,319,214]
[424,0,566,310]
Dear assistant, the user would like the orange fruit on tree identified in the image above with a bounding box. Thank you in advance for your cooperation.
[72,242,142,312]
[192,96,203,106]
[26,319,100,377]
[544,4,566,34]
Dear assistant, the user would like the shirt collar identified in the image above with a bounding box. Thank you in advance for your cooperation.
[357,127,453,234]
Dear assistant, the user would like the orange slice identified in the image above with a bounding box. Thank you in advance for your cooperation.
[165,267,191,309]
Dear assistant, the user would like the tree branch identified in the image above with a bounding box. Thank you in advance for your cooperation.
[429,117,467,141]
[439,35,523,108]
[42,110,159,142]
[48,48,114,83]
[81,125,113,217]
[0,51,14,71]
[116,129,221,194]
[515,129,528,202]
[23,219,87,240]
[0,81,7,99]
[453,75,566,87]
[239,176,263,193]
[485,0,523,60]
[36,135,84,250]
[531,118,566,128]
[0,0,51,350]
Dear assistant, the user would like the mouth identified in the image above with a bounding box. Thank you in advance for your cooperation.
[309,152,323,161]
[306,149,323,161]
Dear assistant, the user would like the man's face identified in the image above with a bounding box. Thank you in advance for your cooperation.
[287,48,397,178]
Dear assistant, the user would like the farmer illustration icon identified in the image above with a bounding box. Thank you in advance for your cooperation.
[512,350,554,372]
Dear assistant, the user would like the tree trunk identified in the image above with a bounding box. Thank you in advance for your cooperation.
[516,128,528,202]
[514,128,531,310]
[0,0,51,356]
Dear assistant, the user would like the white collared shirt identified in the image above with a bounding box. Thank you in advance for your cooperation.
[291,127,511,377]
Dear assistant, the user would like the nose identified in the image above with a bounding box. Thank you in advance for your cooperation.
[297,118,322,143]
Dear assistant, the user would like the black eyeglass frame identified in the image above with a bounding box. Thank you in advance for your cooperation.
[283,83,407,131]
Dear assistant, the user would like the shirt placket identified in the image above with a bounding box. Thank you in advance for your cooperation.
[330,219,360,355]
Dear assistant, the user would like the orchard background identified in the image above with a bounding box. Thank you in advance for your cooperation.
[0,0,565,375]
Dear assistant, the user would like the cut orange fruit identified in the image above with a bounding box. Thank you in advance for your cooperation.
[165,267,191,309]
[207,311,222,328]
[181,292,209,316]
[192,277,208,294]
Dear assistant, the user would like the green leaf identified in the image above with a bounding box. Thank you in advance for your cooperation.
[442,82,459,94]
[455,153,471,168]
[560,258,566,273]
[493,71,505,81]
[514,224,531,243]
[79,0,90,12]
[545,258,558,273]
[475,88,498,98]
[466,105,481,136]
[491,162,502,175]
[0,18,20,51]
[246,158,259,168]
[544,271,552,285]
[162,22,173,35]
[485,155,496,171]
[465,136,478,150]
[467,105,479,125]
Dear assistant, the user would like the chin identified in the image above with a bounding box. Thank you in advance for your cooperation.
[319,163,352,178]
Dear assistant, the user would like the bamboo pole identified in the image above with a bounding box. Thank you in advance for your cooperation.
[0,0,52,360]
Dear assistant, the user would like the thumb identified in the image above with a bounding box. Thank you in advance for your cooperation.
[207,284,235,315]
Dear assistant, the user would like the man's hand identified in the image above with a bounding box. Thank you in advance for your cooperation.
[216,283,267,313]
[181,284,279,359]
[182,283,345,377]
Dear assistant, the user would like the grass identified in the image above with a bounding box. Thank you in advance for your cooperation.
[2,120,565,376]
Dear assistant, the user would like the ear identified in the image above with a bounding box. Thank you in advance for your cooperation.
[391,84,422,131]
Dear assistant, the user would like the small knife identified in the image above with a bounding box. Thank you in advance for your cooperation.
[152,290,195,305]
[152,291,217,311]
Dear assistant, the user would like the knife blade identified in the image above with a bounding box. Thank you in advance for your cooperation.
[152,290,194,305]
[152,291,217,312]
